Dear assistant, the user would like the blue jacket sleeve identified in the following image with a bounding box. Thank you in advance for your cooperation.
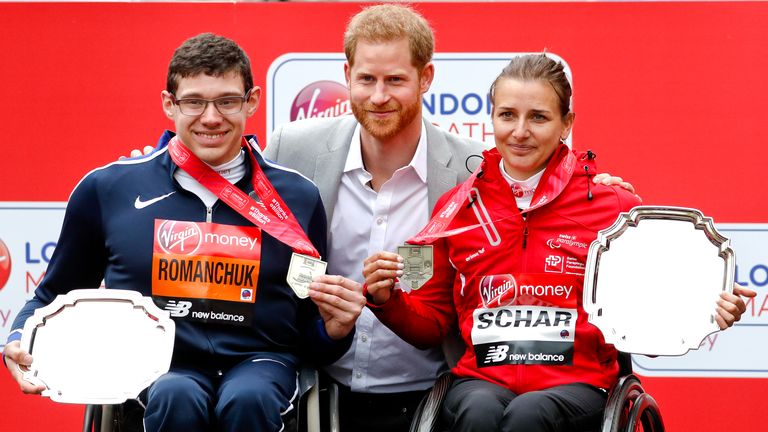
[298,192,355,366]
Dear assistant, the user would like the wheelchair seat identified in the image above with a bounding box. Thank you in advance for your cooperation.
[83,364,323,432]
[408,352,665,432]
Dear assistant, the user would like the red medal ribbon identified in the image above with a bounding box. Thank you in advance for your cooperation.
[168,136,320,258]
[408,146,576,245]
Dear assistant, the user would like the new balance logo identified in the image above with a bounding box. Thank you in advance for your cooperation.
[165,300,192,317]
[483,345,509,364]
[134,192,176,209]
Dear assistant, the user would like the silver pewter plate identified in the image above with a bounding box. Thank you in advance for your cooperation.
[583,206,735,356]
[20,289,175,404]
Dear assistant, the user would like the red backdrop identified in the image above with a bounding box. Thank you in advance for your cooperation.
[1,2,765,430]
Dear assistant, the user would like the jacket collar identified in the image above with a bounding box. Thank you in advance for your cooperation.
[480,144,578,212]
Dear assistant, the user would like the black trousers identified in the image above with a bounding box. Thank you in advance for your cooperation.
[440,377,607,432]
[327,379,429,432]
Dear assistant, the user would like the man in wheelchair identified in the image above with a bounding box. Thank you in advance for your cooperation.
[3,33,365,432]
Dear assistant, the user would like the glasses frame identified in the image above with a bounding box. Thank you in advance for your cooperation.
[171,88,253,116]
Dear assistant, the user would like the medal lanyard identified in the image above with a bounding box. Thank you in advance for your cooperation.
[408,149,576,245]
[168,136,320,258]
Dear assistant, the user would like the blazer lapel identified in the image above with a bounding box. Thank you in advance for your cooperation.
[425,122,459,213]
[313,117,357,223]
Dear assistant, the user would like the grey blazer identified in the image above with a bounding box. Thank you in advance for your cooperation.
[264,115,488,223]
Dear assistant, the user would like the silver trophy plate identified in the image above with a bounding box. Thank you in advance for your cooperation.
[20,289,175,404]
[583,206,735,356]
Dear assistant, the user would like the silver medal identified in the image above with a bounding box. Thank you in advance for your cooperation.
[397,244,434,290]
[287,253,327,298]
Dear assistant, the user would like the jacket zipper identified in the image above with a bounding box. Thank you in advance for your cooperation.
[522,213,529,249]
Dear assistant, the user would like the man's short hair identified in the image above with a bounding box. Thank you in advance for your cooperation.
[166,33,254,95]
[344,4,434,70]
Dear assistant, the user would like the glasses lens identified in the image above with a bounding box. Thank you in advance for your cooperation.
[214,97,244,115]
[178,99,206,116]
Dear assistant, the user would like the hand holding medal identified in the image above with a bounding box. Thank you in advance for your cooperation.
[307,275,366,340]
[362,251,405,305]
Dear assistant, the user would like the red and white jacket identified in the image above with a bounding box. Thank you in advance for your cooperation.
[372,145,641,394]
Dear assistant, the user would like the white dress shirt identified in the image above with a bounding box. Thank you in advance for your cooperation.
[323,122,446,393]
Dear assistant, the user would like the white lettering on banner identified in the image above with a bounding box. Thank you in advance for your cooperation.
[632,224,768,378]
[267,53,572,148]
[0,203,66,345]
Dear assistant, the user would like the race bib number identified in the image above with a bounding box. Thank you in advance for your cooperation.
[470,273,579,367]
[151,219,261,326]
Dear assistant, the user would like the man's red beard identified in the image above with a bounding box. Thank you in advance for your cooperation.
[350,97,421,140]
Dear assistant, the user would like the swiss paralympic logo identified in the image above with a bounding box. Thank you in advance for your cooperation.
[0,238,11,290]
[290,80,350,122]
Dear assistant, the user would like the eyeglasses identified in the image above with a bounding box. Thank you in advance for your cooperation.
[171,89,252,116]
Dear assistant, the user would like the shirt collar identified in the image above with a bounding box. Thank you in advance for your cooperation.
[343,120,428,183]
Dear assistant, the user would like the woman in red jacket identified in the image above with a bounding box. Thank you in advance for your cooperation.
[362,54,753,431]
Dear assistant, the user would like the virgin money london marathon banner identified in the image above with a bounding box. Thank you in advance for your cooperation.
[267,52,571,148]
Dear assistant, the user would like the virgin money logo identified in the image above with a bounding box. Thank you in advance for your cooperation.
[290,81,350,122]
[0,238,11,290]
[157,220,202,256]
[510,183,533,199]
[479,274,517,308]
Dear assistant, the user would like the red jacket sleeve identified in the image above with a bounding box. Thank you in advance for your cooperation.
[369,235,457,349]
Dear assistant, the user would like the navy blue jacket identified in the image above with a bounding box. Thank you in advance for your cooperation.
[10,131,352,369]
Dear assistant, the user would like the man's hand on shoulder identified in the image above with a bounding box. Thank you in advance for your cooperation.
[2,341,46,395]
[593,172,640,201]
[118,145,155,161]
[309,275,365,340]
